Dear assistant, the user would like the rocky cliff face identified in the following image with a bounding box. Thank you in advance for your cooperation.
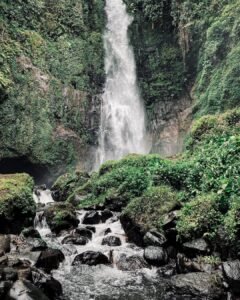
[0,0,105,178]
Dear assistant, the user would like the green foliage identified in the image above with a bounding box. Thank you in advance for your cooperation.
[177,193,223,241]
[224,197,240,242]
[0,173,36,224]
[124,185,179,231]
[0,0,105,169]
[51,171,89,201]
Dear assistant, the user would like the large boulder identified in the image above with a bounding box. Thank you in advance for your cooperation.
[0,174,36,234]
[51,172,90,202]
[143,231,167,247]
[61,234,88,246]
[183,238,210,258]
[120,214,144,247]
[31,268,62,300]
[0,234,10,255]
[44,203,79,234]
[101,210,113,222]
[166,272,225,299]
[144,246,168,266]
[75,227,93,240]
[36,248,64,273]
[20,228,41,239]
[6,280,49,300]
[102,236,121,247]
[82,211,101,225]
[222,260,240,294]
[115,254,149,271]
[72,251,109,266]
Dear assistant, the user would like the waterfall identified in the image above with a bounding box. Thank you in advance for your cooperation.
[94,0,149,168]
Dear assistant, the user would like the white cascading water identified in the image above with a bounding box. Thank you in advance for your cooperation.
[95,0,149,168]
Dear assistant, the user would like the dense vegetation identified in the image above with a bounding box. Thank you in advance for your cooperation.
[58,108,240,252]
[0,0,105,172]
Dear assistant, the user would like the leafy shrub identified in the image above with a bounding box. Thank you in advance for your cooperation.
[124,185,179,231]
[177,193,223,241]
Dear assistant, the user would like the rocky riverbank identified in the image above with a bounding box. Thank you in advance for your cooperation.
[0,174,240,300]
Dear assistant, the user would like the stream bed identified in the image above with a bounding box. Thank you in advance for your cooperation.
[34,188,165,300]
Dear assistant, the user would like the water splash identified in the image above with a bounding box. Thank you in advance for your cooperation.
[94,0,150,169]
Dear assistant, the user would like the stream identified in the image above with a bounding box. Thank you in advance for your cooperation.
[33,188,164,300]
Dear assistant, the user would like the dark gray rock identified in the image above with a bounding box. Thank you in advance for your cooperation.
[27,238,48,252]
[102,236,121,247]
[0,281,12,299]
[116,254,150,271]
[104,228,112,235]
[101,210,113,222]
[167,272,225,299]
[143,230,167,247]
[6,280,49,300]
[183,239,210,257]
[36,248,64,273]
[72,251,109,266]
[61,235,88,246]
[86,226,96,233]
[21,228,41,239]
[2,267,18,281]
[120,214,144,247]
[31,268,62,300]
[162,210,179,230]
[144,246,168,266]
[0,234,10,255]
[75,228,92,240]
[82,211,101,225]
[222,260,240,294]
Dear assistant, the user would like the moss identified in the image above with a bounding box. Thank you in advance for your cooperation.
[177,193,223,241]
[45,202,78,233]
[0,0,105,170]
[0,173,36,234]
[51,171,89,201]
[124,185,179,232]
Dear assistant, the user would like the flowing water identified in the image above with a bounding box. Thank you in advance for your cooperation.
[94,0,150,169]
[33,189,164,300]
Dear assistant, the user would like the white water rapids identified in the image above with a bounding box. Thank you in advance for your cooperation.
[95,0,150,168]
[33,188,161,300]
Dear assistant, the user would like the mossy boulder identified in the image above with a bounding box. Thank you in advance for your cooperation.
[0,173,35,234]
[44,203,79,234]
[51,171,90,202]
[177,194,223,242]
[121,185,179,246]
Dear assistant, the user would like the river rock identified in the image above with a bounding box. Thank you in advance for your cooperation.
[0,234,10,255]
[86,226,96,233]
[104,228,112,235]
[222,260,240,294]
[162,210,179,230]
[116,254,149,271]
[167,272,225,299]
[36,248,64,273]
[45,203,79,234]
[21,228,41,239]
[82,211,101,225]
[31,268,62,300]
[0,281,12,299]
[144,246,168,266]
[61,234,88,246]
[120,213,144,247]
[183,238,210,257]
[75,227,92,240]
[143,230,167,247]
[26,238,48,252]
[72,251,109,266]
[102,236,121,246]
[6,280,49,300]
[2,267,18,281]
[101,210,113,222]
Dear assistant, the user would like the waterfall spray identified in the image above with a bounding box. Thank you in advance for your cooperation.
[94,0,149,169]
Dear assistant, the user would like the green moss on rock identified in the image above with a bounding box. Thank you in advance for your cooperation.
[124,185,179,232]
[0,173,36,234]
[51,171,90,202]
